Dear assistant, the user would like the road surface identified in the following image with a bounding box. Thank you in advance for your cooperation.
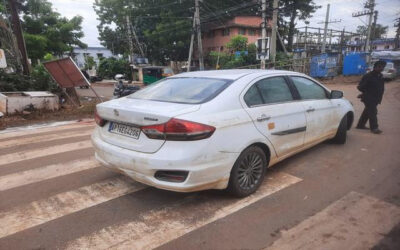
[0,81,399,250]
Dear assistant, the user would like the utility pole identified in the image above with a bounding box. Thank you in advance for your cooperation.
[321,4,330,53]
[187,14,196,72]
[195,0,204,70]
[353,0,375,52]
[261,0,267,69]
[365,0,375,52]
[318,4,341,53]
[8,0,30,75]
[270,0,278,65]
[371,11,378,42]
[126,16,135,64]
[395,17,400,50]
[304,26,308,52]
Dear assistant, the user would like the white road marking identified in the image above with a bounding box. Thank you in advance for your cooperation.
[0,177,145,238]
[0,157,100,191]
[0,140,93,166]
[0,120,94,140]
[0,129,93,150]
[266,191,400,250]
[66,172,302,250]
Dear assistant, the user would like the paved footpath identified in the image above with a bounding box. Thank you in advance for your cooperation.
[0,81,399,250]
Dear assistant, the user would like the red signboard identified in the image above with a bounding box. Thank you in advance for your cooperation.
[43,57,89,88]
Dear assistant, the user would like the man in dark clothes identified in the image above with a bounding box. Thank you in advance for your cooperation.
[356,60,386,134]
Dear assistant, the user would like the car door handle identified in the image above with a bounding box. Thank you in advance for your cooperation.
[306,108,315,113]
[256,115,271,122]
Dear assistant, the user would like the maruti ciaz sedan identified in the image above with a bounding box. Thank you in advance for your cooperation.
[92,70,354,197]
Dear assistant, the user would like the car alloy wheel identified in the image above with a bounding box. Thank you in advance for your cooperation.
[237,152,264,190]
[228,146,266,197]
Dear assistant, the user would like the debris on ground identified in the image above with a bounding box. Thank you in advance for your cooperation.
[0,99,98,130]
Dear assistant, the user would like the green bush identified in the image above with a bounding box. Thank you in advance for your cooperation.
[0,64,59,93]
[0,70,33,92]
[207,36,258,69]
[97,58,131,80]
[30,64,59,92]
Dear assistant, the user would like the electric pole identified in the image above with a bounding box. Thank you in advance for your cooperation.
[261,0,267,69]
[365,0,375,52]
[126,16,135,64]
[187,14,196,72]
[371,11,378,40]
[195,0,204,70]
[270,0,278,65]
[8,0,30,75]
[318,4,341,53]
[353,0,375,52]
[321,4,330,53]
[395,17,400,50]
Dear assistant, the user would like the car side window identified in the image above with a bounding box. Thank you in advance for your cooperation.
[291,76,328,100]
[244,84,263,107]
[256,77,294,104]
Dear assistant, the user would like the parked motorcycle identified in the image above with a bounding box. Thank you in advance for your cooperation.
[113,74,140,98]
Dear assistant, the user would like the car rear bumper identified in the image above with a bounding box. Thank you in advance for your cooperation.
[91,129,238,192]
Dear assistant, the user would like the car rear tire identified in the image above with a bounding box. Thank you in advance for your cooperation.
[331,116,347,144]
[227,146,266,197]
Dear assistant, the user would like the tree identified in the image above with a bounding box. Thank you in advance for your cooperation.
[93,0,261,64]
[357,24,388,40]
[226,35,248,51]
[1,0,87,64]
[280,0,321,51]
[208,35,257,69]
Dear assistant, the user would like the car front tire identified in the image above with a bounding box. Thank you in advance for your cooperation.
[331,116,347,144]
[227,146,266,197]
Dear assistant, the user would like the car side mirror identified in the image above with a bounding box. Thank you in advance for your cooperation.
[330,90,343,99]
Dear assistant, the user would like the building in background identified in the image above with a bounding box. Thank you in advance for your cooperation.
[202,16,270,53]
[346,38,399,52]
[70,47,114,69]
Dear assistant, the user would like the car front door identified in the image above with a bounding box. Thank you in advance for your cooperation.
[289,76,341,145]
[242,76,307,158]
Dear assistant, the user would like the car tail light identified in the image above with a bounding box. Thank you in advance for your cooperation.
[141,118,216,141]
[94,109,106,127]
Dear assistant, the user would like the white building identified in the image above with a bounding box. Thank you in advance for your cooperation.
[71,47,114,69]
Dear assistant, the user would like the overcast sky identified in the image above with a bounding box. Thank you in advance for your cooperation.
[49,0,399,47]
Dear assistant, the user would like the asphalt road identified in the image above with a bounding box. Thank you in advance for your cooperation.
[0,80,399,250]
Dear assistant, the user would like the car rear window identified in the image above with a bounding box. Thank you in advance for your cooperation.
[128,77,232,104]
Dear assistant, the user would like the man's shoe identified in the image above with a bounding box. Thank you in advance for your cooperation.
[356,125,368,130]
[371,129,382,134]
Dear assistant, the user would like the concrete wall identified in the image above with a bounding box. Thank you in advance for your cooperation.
[0,92,59,115]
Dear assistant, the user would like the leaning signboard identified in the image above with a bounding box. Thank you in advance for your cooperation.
[43,57,88,88]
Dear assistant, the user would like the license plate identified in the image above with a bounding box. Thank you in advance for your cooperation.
[108,122,140,139]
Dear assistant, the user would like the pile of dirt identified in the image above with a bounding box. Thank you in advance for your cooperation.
[0,100,98,130]
[320,75,362,85]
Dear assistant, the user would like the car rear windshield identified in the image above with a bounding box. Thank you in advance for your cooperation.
[128,77,232,104]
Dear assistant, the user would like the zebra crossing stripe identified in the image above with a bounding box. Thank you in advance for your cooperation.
[0,129,93,150]
[0,177,145,238]
[65,172,302,250]
[0,157,101,191]
[0,140,93,166]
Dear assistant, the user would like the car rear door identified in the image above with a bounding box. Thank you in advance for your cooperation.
[242,76,307,158]
[289,76,341,144]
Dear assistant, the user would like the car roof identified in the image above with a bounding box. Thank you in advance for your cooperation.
[175,69,298,80]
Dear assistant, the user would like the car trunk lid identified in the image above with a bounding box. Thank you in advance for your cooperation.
[96,97,200,153]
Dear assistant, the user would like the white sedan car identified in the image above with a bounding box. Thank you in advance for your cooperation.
[92,70,354,197]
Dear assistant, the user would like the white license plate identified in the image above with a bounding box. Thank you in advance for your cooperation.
[109,122,141,139]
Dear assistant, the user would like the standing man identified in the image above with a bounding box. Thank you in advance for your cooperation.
[356,60,386,134]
